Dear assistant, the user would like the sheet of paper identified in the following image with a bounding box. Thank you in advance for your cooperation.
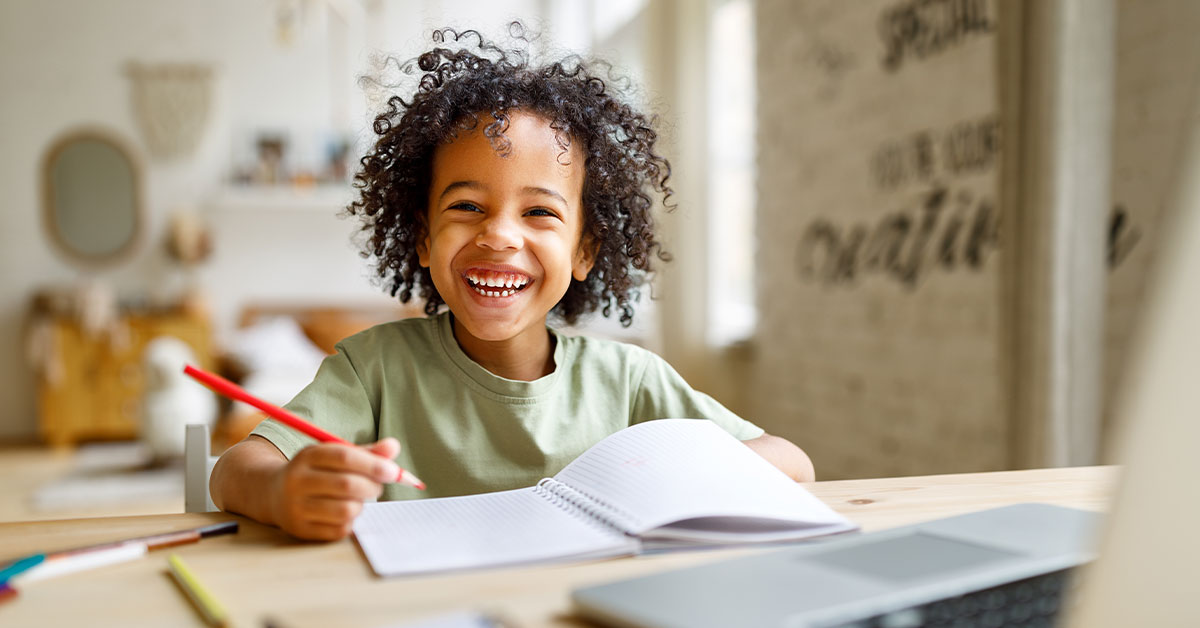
[353,487,636,577]
[551,419,855,539]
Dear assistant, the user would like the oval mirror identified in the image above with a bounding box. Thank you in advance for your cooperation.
[42,130,143,265]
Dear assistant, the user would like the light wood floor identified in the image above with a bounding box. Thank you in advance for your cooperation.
[0,444,184,523]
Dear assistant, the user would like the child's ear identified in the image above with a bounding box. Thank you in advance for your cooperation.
[572,235,597,281]
[416,229,431,268]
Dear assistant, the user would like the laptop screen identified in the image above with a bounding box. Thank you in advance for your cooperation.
[1065,86,1200,628]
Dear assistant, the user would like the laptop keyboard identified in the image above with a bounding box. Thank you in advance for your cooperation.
[833,568,1074,628]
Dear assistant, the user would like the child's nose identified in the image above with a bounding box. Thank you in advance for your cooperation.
[475,215,521,251]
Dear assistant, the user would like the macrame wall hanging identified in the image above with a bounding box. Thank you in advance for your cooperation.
[126,63,214,160]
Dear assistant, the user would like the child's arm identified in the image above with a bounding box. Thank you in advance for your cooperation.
[209,435,400,541]
[743,433,816,483]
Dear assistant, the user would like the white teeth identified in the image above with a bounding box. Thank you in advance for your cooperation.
[466,272,529,291]
[470,284,518,298]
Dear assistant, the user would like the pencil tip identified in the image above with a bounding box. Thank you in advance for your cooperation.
[398,470,426,490]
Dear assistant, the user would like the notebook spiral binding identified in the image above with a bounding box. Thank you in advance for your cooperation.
[534,478,637,537]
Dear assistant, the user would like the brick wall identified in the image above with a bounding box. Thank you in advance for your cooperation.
[752,0,1007,479]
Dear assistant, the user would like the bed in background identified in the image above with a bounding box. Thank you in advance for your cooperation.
[213,303,423,451]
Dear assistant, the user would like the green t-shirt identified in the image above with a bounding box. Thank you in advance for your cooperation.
[251,312,764,501]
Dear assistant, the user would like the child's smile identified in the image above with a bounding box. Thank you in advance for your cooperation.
[463,268,531,299]
[418,111,594,377]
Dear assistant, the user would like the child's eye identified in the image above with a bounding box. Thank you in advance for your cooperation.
[525,208,557,218]
[449,202,482,213]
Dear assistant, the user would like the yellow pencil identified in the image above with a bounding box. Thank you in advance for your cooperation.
[166,553,228,627]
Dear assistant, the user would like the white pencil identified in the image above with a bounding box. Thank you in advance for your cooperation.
[12,541,147,583]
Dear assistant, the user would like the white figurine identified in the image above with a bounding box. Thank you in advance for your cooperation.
[141,336,217,462]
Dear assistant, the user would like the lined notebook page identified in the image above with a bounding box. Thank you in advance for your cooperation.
[551,419,852,538]
[354,487,636,577]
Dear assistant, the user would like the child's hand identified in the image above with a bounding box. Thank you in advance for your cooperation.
[269,438,401,541]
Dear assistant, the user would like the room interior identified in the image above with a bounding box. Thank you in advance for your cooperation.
[0,0,1196,526]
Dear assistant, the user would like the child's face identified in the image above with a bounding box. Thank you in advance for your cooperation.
[418,111,593,346]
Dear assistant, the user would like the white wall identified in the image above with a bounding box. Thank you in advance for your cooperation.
[0,0,560,442]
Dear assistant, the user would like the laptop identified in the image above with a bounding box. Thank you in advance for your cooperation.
[572,108,1200,628]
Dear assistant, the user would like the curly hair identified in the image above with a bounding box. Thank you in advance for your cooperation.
[345,23,673,327]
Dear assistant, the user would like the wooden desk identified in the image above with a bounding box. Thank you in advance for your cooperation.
[0,466,1116,628]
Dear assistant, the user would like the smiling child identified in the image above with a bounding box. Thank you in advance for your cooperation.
[209,25,814,541]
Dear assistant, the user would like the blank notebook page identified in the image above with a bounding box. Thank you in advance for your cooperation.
[354,487,635,576]
[551,419,848,535]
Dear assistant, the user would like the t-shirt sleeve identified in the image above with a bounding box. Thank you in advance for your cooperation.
[630,350,765,441]
[249,348,377,459]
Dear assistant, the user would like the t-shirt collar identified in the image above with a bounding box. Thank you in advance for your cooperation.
[436,311,566,398]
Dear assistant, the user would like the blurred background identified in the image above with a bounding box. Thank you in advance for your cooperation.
[0,0,1195,521]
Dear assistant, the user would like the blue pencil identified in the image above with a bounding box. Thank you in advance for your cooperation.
[0,554,45,584]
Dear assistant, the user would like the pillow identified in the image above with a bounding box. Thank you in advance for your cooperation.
[222,316,327,377]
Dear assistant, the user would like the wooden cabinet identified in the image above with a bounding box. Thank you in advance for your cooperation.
[37,311,213,448]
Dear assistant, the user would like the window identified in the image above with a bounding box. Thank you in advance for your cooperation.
[707,0,757,346]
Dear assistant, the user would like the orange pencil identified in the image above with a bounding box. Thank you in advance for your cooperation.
[183,364,425,490]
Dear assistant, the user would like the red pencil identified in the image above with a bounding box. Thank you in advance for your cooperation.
[183,364,425,490]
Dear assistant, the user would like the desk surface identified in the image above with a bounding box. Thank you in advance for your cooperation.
[0,466,1116,628]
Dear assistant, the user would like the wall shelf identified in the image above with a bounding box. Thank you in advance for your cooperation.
[208,184,355,212]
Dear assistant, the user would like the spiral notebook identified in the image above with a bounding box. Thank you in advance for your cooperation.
[352,419,857,577]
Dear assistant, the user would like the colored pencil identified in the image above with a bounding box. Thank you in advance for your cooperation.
[167,553,229,627]
[183,364,425,489]
[0,521,238,585]
[16,542,147,583]
[0,554,44,584]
